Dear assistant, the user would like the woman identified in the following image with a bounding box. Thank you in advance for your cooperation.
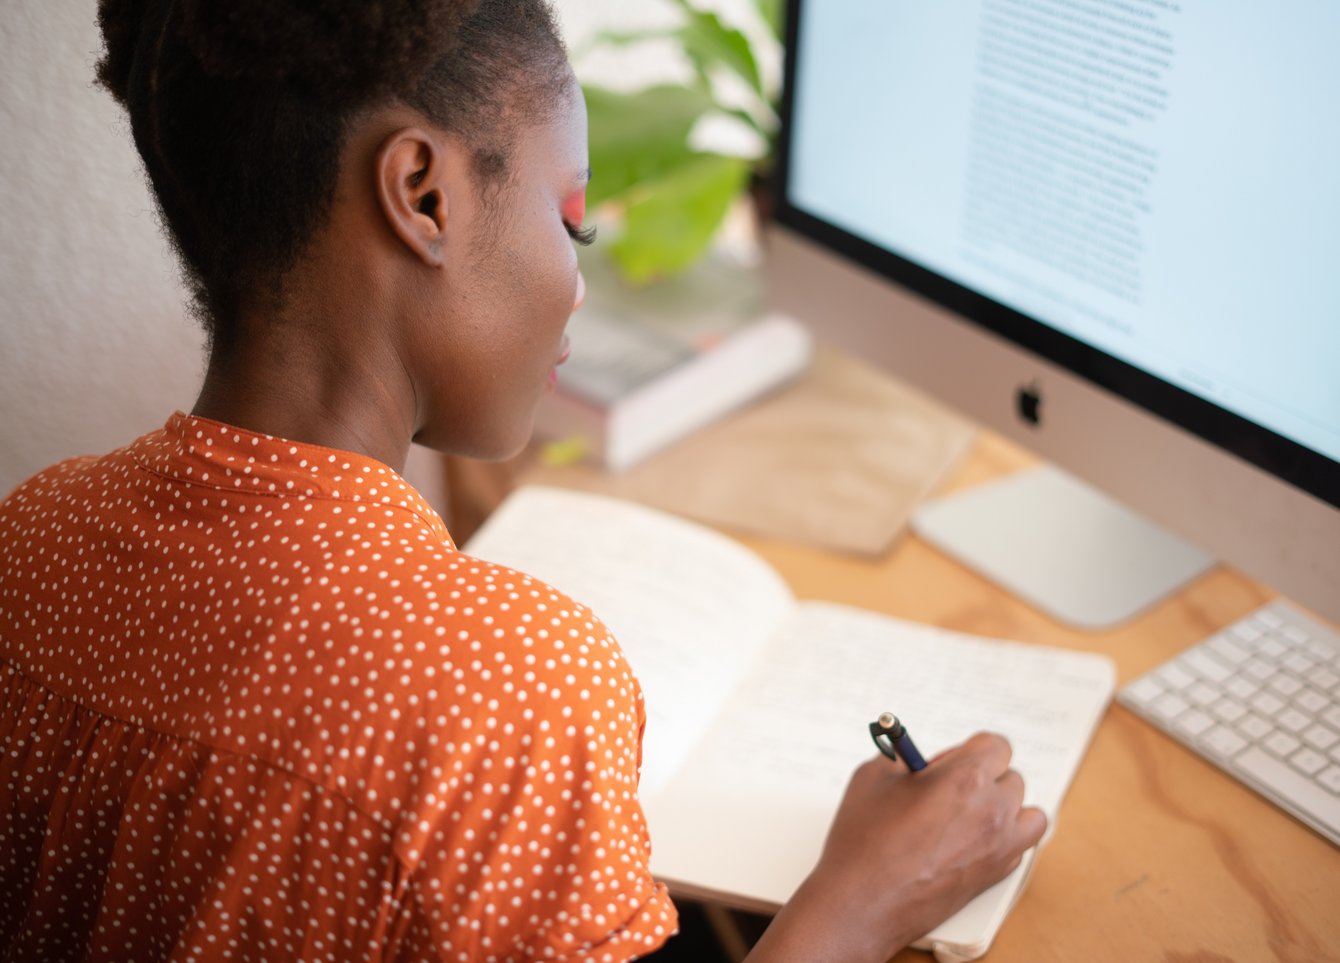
[0,1,1044,960]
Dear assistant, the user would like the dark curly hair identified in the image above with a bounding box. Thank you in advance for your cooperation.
[95,0,569,357]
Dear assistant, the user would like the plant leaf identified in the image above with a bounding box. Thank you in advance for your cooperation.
[667,0,764,97]
[575,25,677,61]
[588,26,677,48]
[754,0,785,40]
[608,153,750,284]
[725,104,770,139]
[583,84,716,208]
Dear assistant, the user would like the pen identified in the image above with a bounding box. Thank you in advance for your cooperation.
[869,711,928,771]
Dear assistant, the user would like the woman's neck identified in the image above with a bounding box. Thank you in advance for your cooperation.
[191,312,418,474]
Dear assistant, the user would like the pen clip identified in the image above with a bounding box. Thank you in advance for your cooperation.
[869,715,903,762]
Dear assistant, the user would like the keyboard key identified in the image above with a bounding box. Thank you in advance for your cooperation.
[1250,691,1285,717]
[1236,713,1272,740]
[1319,767,1340,795]
[1234,748,1340,837]
[1199,725,1248,760]
[1207,633,1251,664]
[1309,666,1339,691]
[1186,680,1220,706]
[1225,675,1259,700]
[1210,699,1247,724]
[1123,675,1165,706]
[1233,620,1266,641]
[1244,659,1275,682]
[1258,637,1288,659]
[1182,648,1233,682]
[1306,639,1337,662]
[1264,730,1301,757]
[1276,708,1311,733]
[1295,688,1329,715]
[1255,609,1284,630]
[1283,652,1315,676]
[1283,625,1310,646]
[1267,674,1303,698]
[1151,692,1191,721]
[1156,662,1197,691]
[1289,748,1327,777]
[1302,724,1339,752]
[1175,709,1215,738]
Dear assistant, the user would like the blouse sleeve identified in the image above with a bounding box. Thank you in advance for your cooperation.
[391,561,678,961]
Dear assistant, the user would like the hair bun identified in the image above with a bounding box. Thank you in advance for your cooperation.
[178,0,480,102]
[97,0,153,105]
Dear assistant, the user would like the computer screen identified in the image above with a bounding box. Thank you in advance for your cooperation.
[767,0,1340,623]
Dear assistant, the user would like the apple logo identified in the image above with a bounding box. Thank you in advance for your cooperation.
[1017,381,1042,427]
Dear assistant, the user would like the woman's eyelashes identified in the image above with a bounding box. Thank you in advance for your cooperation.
[565,221,597,246]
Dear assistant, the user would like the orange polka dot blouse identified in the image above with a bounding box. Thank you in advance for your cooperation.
[0,413,677,962]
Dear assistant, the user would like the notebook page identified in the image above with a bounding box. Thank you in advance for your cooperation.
[645,601,1115,954]
[463,486,795,796]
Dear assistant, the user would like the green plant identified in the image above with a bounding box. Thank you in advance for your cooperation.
[579,0,783,284]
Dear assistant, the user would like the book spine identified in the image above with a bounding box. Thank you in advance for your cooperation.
[537,314,814,472]
[608,314,813,471]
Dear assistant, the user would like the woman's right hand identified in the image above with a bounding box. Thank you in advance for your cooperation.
[746,731,1047,963]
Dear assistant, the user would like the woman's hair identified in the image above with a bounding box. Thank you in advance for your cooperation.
[95,0,569,355]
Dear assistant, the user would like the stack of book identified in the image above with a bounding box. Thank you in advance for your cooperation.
[536,251,814,472]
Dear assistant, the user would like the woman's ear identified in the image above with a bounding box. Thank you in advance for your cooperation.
[375,128,452,266]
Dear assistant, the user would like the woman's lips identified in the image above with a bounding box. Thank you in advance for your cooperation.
[549,336,571,389]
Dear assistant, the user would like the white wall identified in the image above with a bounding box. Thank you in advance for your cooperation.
[0,0,752,499]
[0,3,203,494]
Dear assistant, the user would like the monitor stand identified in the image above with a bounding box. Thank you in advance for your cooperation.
[911,465,1216,630]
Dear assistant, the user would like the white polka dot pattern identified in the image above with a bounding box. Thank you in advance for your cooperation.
[0,413,676,961]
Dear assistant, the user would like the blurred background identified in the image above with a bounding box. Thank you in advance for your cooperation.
[0,0,776,504]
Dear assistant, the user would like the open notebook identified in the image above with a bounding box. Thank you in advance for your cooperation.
[465,486,1116,962]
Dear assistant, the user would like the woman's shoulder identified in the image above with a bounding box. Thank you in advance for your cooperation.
[308,534,632,692]
[248,542,646,830]
[1,442,136,517]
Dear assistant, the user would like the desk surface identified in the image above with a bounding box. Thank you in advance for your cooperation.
[456,428,1340,963]
[724,432,1340,963]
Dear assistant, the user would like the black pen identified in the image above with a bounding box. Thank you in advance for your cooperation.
[869,711,928,771]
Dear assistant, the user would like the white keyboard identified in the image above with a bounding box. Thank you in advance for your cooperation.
[1118,601,1340,846]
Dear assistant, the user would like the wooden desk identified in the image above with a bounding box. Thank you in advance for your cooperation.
[724,433,1340,963]
[448,430,1340,962]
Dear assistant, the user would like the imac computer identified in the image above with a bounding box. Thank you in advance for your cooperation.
[766,0,1340,629]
